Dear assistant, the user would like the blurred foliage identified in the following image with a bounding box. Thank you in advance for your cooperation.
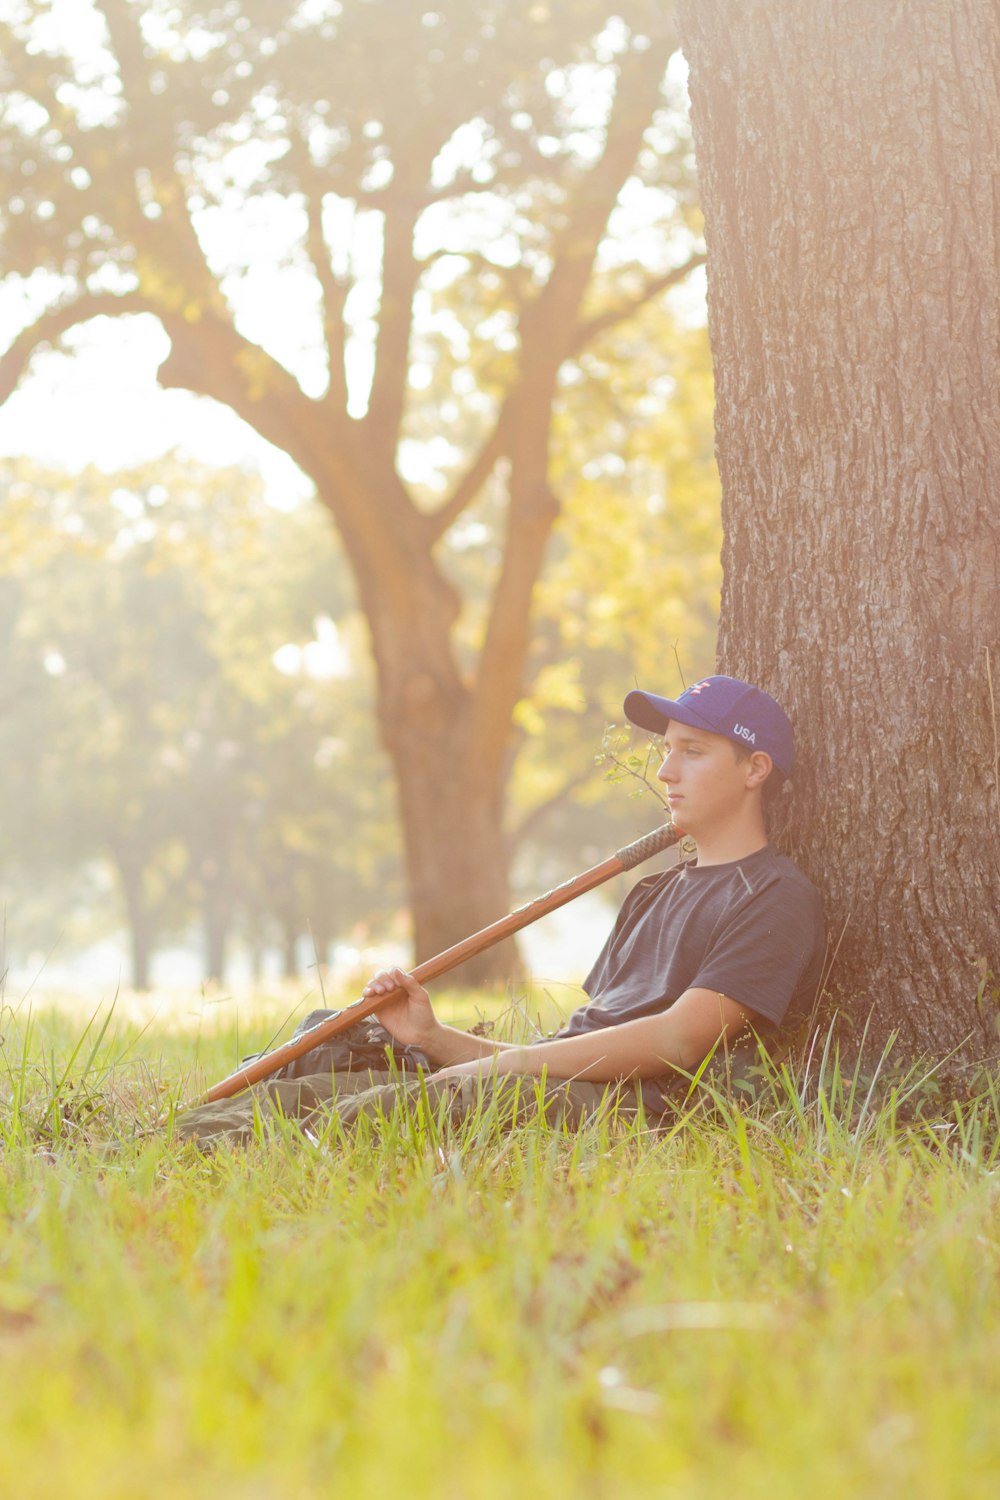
[0,456,403,985]
[512,305,719,867]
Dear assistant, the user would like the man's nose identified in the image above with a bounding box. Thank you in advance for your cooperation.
[657,753,675,784]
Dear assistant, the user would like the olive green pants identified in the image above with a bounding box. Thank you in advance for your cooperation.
[175,1067,646,1148]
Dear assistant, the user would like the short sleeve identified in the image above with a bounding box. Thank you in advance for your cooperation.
[688,877,823,1025]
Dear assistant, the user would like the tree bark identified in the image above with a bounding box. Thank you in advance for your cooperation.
[352,517,521,981]
[386,700,522,983]
[677,0,1000,1063]
[203,879,230,985]
[282,925,299,981]
[113,852,153,992]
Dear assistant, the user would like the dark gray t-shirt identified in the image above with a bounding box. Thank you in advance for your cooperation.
[558,843,825,1041]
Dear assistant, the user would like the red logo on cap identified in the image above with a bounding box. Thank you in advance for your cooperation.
[688,680,712,695]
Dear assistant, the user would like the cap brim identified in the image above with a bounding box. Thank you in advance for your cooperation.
[623,690,716,736]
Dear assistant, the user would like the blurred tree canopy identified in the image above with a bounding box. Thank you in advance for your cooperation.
[0,457,403,987]
[0,0,713,980]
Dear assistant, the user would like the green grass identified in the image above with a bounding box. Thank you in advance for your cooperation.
[0,988,999,1498]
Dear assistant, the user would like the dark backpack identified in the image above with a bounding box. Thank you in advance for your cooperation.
[253,1008,433,1082]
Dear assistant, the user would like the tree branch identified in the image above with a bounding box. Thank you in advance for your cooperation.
[467,428,562,780]
[92,0,231,315]
[287,133,351,412]
[153,307,424,584]
[0,23,69,125]
[0,291,154,406]
[424,251,706,545]
[467,38,682,771]
[359,161,539,210]
[570,251,707,355]
[416,246,529,294]
[363,192,424,454]
[519,43,681,369]
[92,0,145,75]
[424,407,510,542]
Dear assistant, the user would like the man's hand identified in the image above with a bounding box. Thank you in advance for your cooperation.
[362,967,440,1051]
[361,968,516,1068]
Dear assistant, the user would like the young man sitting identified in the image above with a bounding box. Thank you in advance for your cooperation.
[178,676,824,1143]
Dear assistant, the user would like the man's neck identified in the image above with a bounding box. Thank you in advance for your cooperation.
[690,821,769,868]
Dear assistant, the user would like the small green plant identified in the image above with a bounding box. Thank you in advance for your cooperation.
[596,724,668,806]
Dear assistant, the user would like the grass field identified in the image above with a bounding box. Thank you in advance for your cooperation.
[1,984,998,1499]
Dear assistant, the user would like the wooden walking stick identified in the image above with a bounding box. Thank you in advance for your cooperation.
[193,823,682,1107]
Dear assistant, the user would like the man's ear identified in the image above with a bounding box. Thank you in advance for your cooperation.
[745,750,774,790]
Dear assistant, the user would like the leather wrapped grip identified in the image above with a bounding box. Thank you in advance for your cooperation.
[614,822,682,870]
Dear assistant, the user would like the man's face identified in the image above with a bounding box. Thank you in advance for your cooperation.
[655,720,760,835]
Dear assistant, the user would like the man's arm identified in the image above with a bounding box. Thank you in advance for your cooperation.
[365,966,753,1080]
[433,987,752,1083]
[361,967,521,1066]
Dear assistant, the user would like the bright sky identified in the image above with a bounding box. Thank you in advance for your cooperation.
[0,307,315,499]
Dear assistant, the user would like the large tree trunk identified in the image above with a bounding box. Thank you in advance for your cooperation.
[386,708,521,985]
[358,534,522,984]
[677,0,1000,1064]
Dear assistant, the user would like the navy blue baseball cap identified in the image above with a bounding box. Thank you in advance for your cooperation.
[623,675,795,778]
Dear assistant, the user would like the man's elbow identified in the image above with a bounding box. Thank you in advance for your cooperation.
[643,1020,714,1075]
[672,1032,716,1073]
[654,990,754,1075]
[654,1017,744,1074]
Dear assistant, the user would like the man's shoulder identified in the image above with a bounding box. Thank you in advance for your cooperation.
[610,863,688,921]
[628,846,822,915]
[740,848,825,949]
[753,846,823,904]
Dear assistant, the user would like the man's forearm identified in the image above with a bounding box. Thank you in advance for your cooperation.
[480,1022,664,1083]
[423,1024,517,1067]
[436,991,750,1083]
[430,1017,670,1083]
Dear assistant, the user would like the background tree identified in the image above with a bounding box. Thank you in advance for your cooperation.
[0,457,404,987]
[2,467,196,986]
[0,0,705,980]
[676,0,1000,1062]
